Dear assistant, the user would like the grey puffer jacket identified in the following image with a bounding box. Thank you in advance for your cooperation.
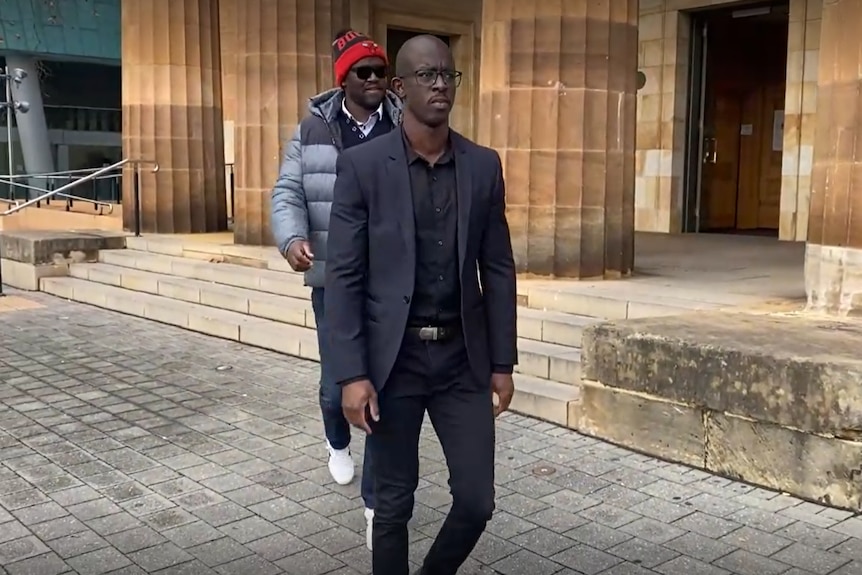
[270,88,403,288]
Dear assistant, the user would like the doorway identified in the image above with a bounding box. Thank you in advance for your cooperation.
[683,2,789,234]
[385,28,451,77]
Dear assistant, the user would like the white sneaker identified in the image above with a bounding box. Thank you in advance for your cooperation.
[327,442,355,485]
[364,507,374,551]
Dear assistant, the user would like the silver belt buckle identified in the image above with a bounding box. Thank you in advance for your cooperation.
[418,326,438,341]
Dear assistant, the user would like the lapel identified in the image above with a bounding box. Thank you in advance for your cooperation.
[452,132,473,271]
[384,131,416,258]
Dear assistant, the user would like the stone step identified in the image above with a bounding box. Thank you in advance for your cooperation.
[86,255,593,350]
[125,235,294,274]
[124,235,703,322]
[66,261,578,382]
[40,276,319,360]
[510,374,580,427]
[39,276,578,424]
[98,249,311,300]
[68,262,316,329]
[517,307,598,347]
[521,284,724,320]
[516,338,581,384]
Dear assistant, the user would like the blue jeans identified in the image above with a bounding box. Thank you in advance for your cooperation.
[311,287,375,509]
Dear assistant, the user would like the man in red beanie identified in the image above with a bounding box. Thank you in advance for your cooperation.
[271,29,402,552]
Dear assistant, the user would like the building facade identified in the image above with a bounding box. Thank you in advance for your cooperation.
[1,0,858,312]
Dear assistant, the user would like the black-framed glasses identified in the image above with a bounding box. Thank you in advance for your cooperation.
[352,65,388,81]
[409,69,463,87]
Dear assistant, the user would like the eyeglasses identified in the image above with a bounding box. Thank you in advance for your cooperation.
[352,66,388,81]
[409,69,462,87]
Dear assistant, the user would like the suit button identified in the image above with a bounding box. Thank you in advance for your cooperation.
[403,296,411,304]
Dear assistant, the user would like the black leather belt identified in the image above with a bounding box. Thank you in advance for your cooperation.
[406,325,461,341]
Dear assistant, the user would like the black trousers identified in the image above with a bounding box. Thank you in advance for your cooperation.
[369,330,496,575]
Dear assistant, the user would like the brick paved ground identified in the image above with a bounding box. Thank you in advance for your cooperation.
[1,291,862,575]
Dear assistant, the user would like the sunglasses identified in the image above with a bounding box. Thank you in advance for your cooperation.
[352,66,388,81]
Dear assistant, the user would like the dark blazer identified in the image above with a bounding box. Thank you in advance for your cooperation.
[324,129,518,391]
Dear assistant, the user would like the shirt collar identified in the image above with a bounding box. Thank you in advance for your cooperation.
[401,127,454,165]
[341,98,383,126]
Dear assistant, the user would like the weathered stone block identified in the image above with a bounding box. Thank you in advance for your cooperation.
[0,230,126,265]
[582,312,862,435]
[577,380,705,468]
[0,230,127,290]
[706,412,862,511]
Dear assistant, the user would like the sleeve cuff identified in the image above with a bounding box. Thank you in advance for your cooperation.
[338,376,368,386]
[492,365,514,375]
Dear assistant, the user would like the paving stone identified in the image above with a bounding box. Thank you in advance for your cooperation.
[127,541,193,571]
[665,531,735,563]
[46,528,108,558]
[65,545,131,574]
[187,537,251,567]
[607,537,680,568]
[244,531,310,562]
[106,526,167,554]
[770,542,852,574]
[273,546,345,575]
[6,292,862,575]
[0,535,50,563]
[550,543,623,574]
[490,548,561,575]
[713,549,792,575]
[4,551,70,575]
[86,512,143,536]
[30,516,88,541]
[656,556,733,575]
[672,511,742,539]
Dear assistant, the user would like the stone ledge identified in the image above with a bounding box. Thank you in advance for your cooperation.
[581,311,862,435]
[579,311,862,511]
[576,380,862,511]
[0,230,127,290]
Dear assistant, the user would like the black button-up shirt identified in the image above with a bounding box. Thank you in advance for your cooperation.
[403,130,460,327]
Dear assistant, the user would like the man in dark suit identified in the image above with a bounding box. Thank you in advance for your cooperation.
[324,34,518,574]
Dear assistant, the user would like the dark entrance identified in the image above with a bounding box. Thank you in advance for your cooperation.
[683,2,790,234]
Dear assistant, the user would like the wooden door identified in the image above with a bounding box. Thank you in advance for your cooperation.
[700,93,742,230]
[756,85,785,228]
[734,83,785,229]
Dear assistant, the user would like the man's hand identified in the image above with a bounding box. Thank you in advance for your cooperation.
[342,379,380,434]
[284,240,314,272]
[491,373,515,417]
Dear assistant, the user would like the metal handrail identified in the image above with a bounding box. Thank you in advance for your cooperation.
[0,178,116,214]
[0,165,120,179]
[1,159,159,216]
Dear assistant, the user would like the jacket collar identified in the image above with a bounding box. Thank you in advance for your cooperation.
[308,88,403,126]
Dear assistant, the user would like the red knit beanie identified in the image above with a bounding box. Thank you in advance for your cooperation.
[332,29,388,86]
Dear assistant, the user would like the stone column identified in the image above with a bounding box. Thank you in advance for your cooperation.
[233,0,348,245]
[805,0,862,315]
[478,0,638,278]
[121,0,227,233]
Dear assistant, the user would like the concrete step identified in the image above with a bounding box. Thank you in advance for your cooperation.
[98,249,311,300]
[68,262,316,329]
[521,283,723,320]
[516,338,581,384]
[125,235,293,274]
[87,255,594,352]
[510,374,580,427]
[40,276,578,424]
[68,261,579,383]
[517,307,598,347]
[40,276,319,360]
